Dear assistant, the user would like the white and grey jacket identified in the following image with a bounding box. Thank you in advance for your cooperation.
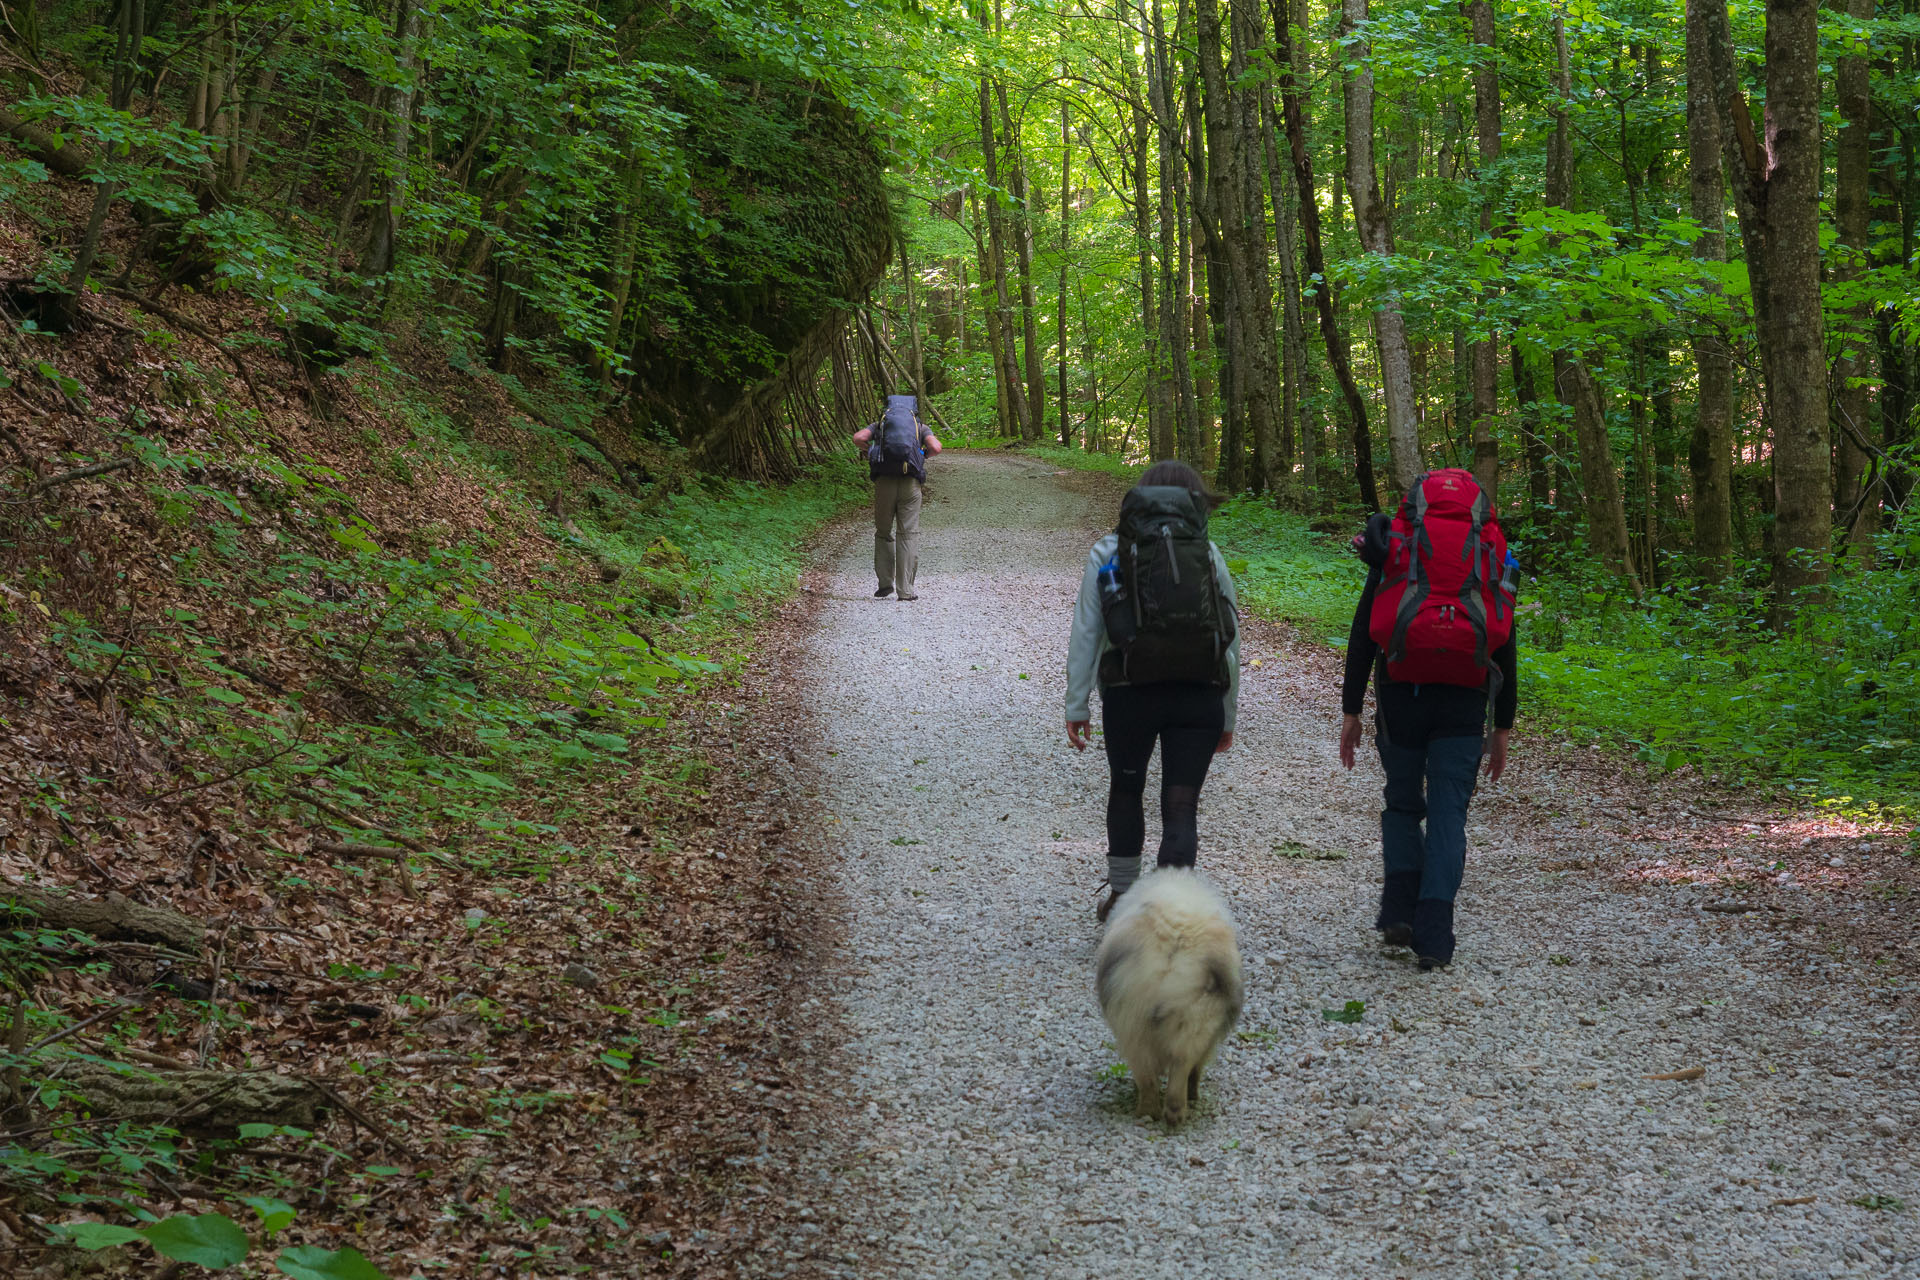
[1064,533,1242,732]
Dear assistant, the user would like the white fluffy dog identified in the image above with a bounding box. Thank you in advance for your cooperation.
[1094,868,1243,1125]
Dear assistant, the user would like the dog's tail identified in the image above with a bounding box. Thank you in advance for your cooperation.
[1099,870,1244,1048]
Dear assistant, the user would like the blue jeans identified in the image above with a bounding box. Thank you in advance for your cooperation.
[1377,731,1483,903]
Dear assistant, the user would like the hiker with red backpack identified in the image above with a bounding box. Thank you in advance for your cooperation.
[1065,460,1240,922]
[1339,468,1518,969]
[853,394,943,600]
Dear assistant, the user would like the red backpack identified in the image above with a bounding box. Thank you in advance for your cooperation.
[1367,469,1515,689]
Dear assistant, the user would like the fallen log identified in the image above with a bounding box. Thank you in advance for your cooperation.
[46,1059,328,1135]
[1,885,204,953]
[0,106,93,178]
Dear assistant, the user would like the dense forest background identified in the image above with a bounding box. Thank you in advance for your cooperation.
[0,0,1916,1270]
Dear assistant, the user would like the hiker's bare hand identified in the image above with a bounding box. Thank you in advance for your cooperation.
[924,432,943,454]
[1338,714,1363,769]
[1485,729,1511,783]
[852,427,873,447]
[1066,719,1092,751]
[1215,731,1233,754]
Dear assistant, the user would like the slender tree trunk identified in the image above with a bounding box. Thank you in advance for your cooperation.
[1684,0,1735,577]
[1058,66,1073,446]
[900,240,926,398]
[1341,0,1421,492]
[996,82,1046,438]
[1197,0,1241,487]
[1544,10,1578,542]
[1466,0,1501,500]
[1123,34,1171,459]
[362,0,422,283]
[1148,0,1190,460]
[1232,0,1277,498]
[1270,0,1379,510]
[970,189,1014,431]
[1512,344,1551,523]
[1873,71,1915,518]
[1833,0,1876,564]
[1260,82,1307,500]
[1170,56,1203,462]
[978,73,1030,436]
[1562,360,1644,592]
[596,154,645,387]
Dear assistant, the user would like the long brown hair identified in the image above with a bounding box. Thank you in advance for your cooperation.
[1139,459,1223,510]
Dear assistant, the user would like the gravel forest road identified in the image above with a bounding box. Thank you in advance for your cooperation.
[779,451,1917,1280]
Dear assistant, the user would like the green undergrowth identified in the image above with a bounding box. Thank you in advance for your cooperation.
[1521,560,1919,819]
[1023,441,1918,823]
[22,372,864,882]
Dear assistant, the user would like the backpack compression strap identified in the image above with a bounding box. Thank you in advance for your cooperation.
[1384,474,1433,666]
[1459,484,1494,671]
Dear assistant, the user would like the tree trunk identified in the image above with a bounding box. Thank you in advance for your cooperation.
[1228,0,1274,498]
[977,74,1030,436]
[1466,0,1501,500]
[900,240,926,398]
[996,82,1046,438]
[1512,344,1551,523]
[1543,10,1580,544]
[1149,0,1190,461]
[1757,0,1831,616]
[361,0,422,283]
[1169,51,1203,462]
[1341,0,1421,492]
[1873,86,1916,517]
[1123,37,1172,460]
[1197,0,1234,482]
[1260,82,1307,500]
[1701,0,1776,391]
[1561,359,1644,593]
[1270,0,1380,510]
[1833,0,1876,564]
[1058,65,1073,446]
[1683,0,1736,578]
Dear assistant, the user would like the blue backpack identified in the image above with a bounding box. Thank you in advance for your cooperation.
[868,395,926,481]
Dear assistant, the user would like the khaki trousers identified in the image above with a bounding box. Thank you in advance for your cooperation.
[872,474,923,595]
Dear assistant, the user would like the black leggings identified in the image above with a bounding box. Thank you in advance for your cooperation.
[1101,682,1226,869]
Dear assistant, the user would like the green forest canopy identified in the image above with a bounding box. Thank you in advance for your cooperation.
[2,0,1917,800]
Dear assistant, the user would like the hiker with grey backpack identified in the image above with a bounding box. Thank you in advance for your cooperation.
[1065,460,1240,923]
[1339,468,1519,969]
[853,394,942,600]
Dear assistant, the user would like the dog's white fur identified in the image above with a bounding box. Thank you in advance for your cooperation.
[1094,868,1243,1125]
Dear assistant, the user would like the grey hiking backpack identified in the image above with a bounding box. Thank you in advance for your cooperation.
[1098,484,1234,689]
[868,395,926,481]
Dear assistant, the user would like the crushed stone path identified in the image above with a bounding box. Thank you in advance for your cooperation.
[782,452,1918,1280]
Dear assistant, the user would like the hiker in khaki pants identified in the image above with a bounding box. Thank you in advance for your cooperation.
[853,394,942,600]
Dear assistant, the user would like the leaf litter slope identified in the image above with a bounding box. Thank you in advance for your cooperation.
[789,452,1919,1280]
[0,269,845,1276]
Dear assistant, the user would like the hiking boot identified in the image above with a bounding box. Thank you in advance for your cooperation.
[1412,898,1455,970]
[1376,871,1420,948]
[874,585,893,598]
[1096,889,1120,923]
[897,591,918,601]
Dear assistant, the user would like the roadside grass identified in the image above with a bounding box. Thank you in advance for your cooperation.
[1019,442,1918,823]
